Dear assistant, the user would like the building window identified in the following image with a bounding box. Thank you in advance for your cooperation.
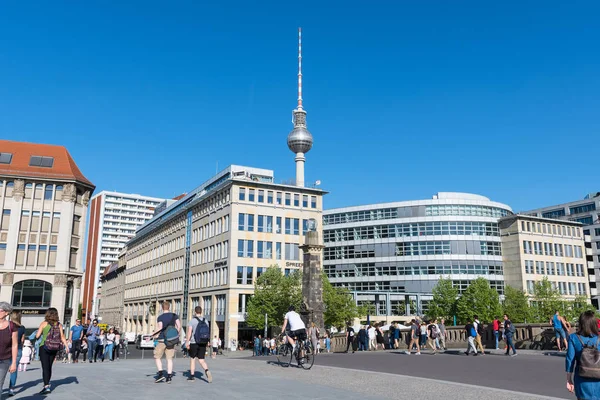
[293,194,299,207]
[276,217,282,234]
[258,190,264,203]
[237,240,254,258]
[237,267,253,285]
[257,241,272,259]
[44,185,54,200]
[311,196,317,209]
[285,193,291,206]
[276,242,282,259]
[276,192,282,205]
[238,213,254,231]
[55,185,63,201]
[302,195,308,208]
[0,153,12,164]
[523,241,532,254]
[29,156,54,168]
[239,188,246,201]
[570,203,596,215]
[12,280,53,308]
[267,191,273,204]
[285,243,300,260]
[257,215,273,233]
[525,260,533,274]
[542,209,566,219]
[248,189,255,202]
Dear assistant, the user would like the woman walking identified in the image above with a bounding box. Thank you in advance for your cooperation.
[35,307,68,394]
[566,310,600,399]
[308,323,320,354]
[8,311,25,396]
[95,329,105,362]
[0,302,18,399]
[113,329,121,361]
[104,328,115,362]
[375,324,385,350]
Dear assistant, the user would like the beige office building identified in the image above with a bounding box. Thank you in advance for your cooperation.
[499,215,590,301]
[121,165,324,346]
[97,248,127,329]
[0,140,95,329]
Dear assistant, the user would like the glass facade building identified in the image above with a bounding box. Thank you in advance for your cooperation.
[323,192,513,317]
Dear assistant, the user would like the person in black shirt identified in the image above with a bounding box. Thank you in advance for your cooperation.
[345,323,355,353]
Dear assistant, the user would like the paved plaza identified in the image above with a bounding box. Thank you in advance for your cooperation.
[5,350,572,400]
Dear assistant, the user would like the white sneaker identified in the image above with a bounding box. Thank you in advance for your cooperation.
[405,351,410,355]
[415,352,421,355]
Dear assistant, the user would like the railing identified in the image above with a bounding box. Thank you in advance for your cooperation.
[330,324,560,352]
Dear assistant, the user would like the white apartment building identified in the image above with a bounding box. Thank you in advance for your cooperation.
[82,191,165,320]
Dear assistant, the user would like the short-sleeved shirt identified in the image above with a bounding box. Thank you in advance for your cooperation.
[70,325,84,341]
[411,324,419,338]
[87,325,100,341]
[157,313,178,340]
[188,317,208,345]
[347,327,355,337]
[284,311,305,331]
[438,323,446,334]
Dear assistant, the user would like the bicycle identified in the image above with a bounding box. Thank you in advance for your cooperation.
[276,333,315,370]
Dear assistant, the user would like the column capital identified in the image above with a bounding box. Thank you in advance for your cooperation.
[62,184,76,203]
[54,274,68,287]
[12,179,25,201]
[2,273,14,286]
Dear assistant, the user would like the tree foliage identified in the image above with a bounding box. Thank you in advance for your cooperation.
[564,295,596,323]
[456,278,502,324]
[246,267,302,330]
[322,274,359,330]
[503,286,531,323]
[427,277,458,320]
[531,277,562,323]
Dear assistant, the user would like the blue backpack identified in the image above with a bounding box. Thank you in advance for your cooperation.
[470,327,477,337]
[193,317,210,344]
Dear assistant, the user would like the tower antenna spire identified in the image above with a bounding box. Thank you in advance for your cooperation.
[297,27,303,109]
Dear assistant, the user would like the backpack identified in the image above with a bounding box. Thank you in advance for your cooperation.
[476,322,485,335]
[470,327,477,337]
[507,322,516,334]
[193,317,210,344]
[429,324,439,339]
[44,323,63,351]
[163,315,180,348]
[576,335,600,379]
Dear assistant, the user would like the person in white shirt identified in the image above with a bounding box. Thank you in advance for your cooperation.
[270,337,276,355]
[281,305,306,350]
[211,336,219,359]
[367,325,376,351]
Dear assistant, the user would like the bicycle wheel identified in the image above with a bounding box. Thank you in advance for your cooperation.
[276,344,290,367]
[300,341,315,370]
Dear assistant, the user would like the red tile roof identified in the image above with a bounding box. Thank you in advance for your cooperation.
[0,140,94,188]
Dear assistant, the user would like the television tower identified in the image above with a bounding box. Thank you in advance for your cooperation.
[287,27,313,187]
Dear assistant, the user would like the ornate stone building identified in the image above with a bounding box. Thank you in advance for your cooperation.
[0,140,94,330]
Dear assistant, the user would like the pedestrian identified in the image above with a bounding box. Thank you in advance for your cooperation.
[427,319,439,354]
[19,340,32,372]
[253,336,261,357]
[344,323,355,353]
[419,322,428,348]
[368,325,377,351]
[464,319,478,356]
[86,319,100,363]
[113,329,121,361]
[566,310,600,399]
[34,307,69,394]
[308,322,320,353]
[80,338,88,362]
[211,336,218,359]
[405,319,421,355]
[438,318,447,350]
[104,328,115,362]
[357,326,367,351]
[69,318,83,363]
[325,333,331,353]
[95,329,105,362]
[185,306,212,383]
[393,322,400,349]
[0,303,18,399]
[151,301,181,384]
[551,310,571,352]
[388,323,396,349]
[473,316,485,355]
[375,324,385,350]
[7,311,25,396]
[503,314,517,357]
[492,316,500,350]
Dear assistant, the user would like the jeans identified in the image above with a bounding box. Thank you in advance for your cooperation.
[88,339,97,361]
[39,347,58,386]
[34,341,40,361]
[358,339,366,351]
[95,345,104,361]
[104,344,114,361]
[71,340,81,361]
[9,348,22,389]
[494,331,499,349]
[505,334,517,355]
[0,359,11,396]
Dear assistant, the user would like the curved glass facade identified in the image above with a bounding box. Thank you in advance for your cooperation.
[323,193,513,316]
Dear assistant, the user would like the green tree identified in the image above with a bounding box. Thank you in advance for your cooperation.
[427,277,458,320]
[357,302,376,318]
[246,267,302,330]
[456,278,502,324]
[564,295,596,323]
[502,286,531,323]
[394,300,417,316]
[322,274,359,330]
[77,303,83,320]
[531,277,562,323]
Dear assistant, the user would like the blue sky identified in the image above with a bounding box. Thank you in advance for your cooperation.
[1,2,598,211]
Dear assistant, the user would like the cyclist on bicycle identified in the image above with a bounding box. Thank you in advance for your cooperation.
[281,305,306,351]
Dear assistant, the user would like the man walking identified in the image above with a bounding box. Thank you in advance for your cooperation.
[464,319,478,356]
[550,311,570,352]
[438,319,447,350]
[492,316,500,350]
[344,323,355,353]
[70,319,84,363]
[405,319,421,355]
[504,314,517,357]
[86,319,100,363]
[152,302,181,383]
[427,319,439,354]
[473,316,485,355]
[185,306,212,383]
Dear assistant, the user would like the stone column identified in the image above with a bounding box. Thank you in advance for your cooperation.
[299,230,325,332]
[0,273,14,304]
[72,277,82,326]
[4,180,24,269]
[52,274,68,323]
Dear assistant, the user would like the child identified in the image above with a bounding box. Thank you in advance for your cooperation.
[19,340,33,372]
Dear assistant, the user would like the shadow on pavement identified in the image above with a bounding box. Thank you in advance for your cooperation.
[16,376,79,399]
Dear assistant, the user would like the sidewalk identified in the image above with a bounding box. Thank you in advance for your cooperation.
[7,354,566,400]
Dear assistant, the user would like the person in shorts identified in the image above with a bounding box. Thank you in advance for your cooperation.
[211,336,218,359]
[281,305,306,351]
[151,302,180,383]
[185,306,212,383]
[550,311,571,352]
